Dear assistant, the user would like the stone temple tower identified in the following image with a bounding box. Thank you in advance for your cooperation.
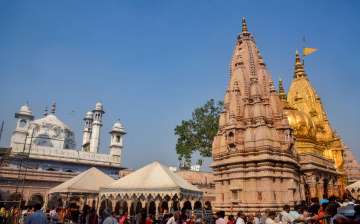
[211,18,301,213]
[89,102,105,153]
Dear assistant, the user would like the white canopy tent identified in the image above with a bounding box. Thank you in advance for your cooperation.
[99,161,203,218]
[100,161,202,198]
[48,167,115,194]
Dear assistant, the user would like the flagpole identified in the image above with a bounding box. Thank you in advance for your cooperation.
[302,36,306,65]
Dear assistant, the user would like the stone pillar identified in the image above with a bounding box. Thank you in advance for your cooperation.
[318,178,324,199]
[127,200,132,216]
[155,200,160,219]
[180,200,184,210]
[112,199,116,212]
[168,200,173,213]
[146,202,150,216]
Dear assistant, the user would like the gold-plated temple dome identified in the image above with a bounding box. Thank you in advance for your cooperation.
[284,108,316,140]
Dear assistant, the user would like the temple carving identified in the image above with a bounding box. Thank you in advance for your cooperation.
[211,18,346,213]
[211,18,301,213]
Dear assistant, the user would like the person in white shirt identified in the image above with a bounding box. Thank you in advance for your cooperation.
[215,211,226,224]
[265,211,280,224]
[166,211,180,224]
[280,205,295,224]
[236,211,245,224]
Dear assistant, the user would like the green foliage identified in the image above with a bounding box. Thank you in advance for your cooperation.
[174,99,223,168]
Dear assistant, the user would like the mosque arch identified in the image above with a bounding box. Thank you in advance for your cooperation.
[204,201,212,210]
[29,193,44,206]
[194,201,202,210]
[47,194,63,209]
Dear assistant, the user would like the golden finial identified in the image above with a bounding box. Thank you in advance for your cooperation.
[269,80,276,92]
[242,17,248,33]
[294,50,306,78]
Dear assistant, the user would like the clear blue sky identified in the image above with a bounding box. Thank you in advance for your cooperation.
[0,0,359,169]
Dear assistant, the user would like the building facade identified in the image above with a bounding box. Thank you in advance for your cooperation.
[0,102,126,205]
[280,51,346,200]
[211,18,301,213]
[211,18,347,213]
[343,146,360,184]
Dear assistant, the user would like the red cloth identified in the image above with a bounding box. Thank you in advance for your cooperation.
[119,215,128,224]
[145,217,153,224]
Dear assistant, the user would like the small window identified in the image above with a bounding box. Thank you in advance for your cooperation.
[19,119,27,128]
[116,135,120,143]
[232,190,238,200]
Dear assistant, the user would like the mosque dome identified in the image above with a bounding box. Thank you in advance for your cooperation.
[284,108,316,140]
[95,102,103,111]
[18,104,32,116]
[31,114,76,149]
[85,111,93,119]
[111,120,126,134]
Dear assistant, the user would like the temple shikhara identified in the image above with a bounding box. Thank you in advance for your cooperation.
[211,18,352,213]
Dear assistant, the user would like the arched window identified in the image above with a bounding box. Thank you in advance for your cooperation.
[19,119,27,128]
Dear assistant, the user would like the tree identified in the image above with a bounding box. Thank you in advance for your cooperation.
[174,99,223,168]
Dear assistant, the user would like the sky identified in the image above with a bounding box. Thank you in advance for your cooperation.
[0,0,359,170]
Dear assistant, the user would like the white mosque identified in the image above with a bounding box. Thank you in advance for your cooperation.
[9,101,126,175]
[0,101,126,205]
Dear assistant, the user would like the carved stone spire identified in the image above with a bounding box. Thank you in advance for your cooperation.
[242,17,248,33]
[278,78,287,102]
[211,19,300,213]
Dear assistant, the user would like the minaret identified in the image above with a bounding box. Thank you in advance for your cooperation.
[10,103,34,147]
[51,102,56,114]
[82,111,93,151]
[109,120,126,163]
[211,18,300,213]
[89,102,105,153]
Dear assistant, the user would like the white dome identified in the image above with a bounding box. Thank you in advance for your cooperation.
[31,114,76,149]
[111,120,126,133]
[18,104,32,116]
[95,102,103,111]
[85,111,93,119]
[32,114,71,130]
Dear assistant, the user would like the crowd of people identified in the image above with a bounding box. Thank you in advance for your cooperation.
[215,197,360,224]
[1,197,359,224]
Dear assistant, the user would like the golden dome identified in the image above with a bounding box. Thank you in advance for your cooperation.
[284,108,316,140]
